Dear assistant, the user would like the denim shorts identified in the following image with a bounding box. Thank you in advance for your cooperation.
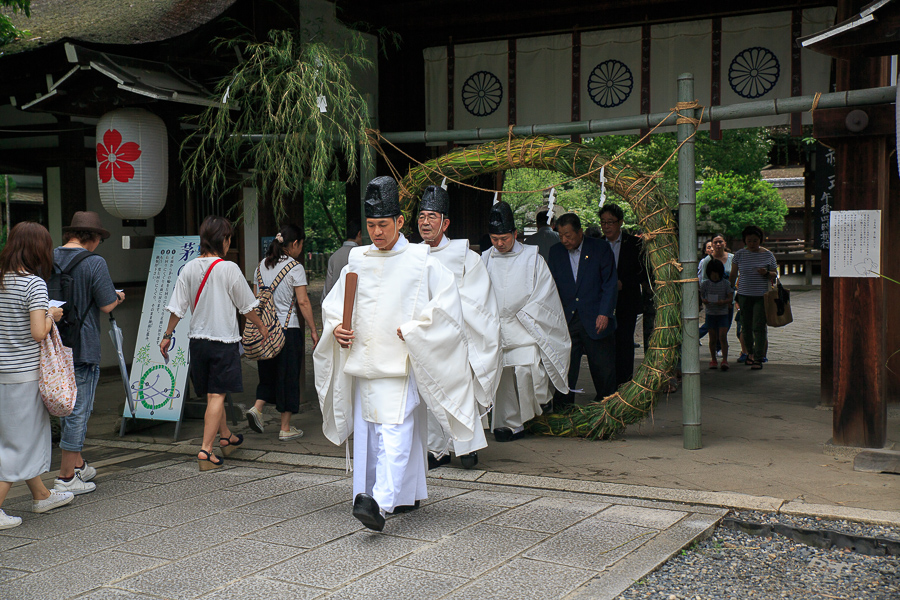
[59,363,100,452]
[704,312,732,331]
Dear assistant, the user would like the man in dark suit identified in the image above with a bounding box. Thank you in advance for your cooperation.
[600,203,646,386]
[548,213,618,404]
[524,209,560,263]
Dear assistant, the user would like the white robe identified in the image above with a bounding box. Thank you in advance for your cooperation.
[424,237,502,457]
[482,242,570,429]
[314,234,477,509]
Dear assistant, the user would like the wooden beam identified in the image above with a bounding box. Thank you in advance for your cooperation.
[813,104,898,139]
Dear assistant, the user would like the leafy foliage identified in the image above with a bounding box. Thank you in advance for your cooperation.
[502,128,774,233]
[502,169,636,232]
[696,173,787,240]
[0,0,30,46]
[181,27,374,221]
[303,181,346,253]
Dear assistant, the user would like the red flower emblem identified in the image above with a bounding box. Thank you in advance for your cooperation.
[96,129,141,183]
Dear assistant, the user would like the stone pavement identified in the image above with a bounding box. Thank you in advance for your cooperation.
[0,455,724,600]
[3,286,899,599]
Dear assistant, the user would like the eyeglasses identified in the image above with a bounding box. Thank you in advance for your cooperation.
[600,220,621,226]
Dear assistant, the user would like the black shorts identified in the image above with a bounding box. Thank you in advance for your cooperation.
[188,339,243,396]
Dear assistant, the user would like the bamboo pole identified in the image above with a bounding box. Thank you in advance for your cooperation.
[677,74,701,450]
[381,86,896,144]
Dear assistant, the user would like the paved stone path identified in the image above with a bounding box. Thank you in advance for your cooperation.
[0,455,723,600]
[636,288,822,366]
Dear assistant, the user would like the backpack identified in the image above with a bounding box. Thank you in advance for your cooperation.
[241,259,298,361]
[48,251,97,350]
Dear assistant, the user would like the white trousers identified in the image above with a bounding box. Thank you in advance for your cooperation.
[426,406,488,457]
[492,364,549,431]
[352,376,428,513]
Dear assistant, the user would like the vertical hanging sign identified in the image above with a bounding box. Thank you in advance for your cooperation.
[123,236,200,423]
[813,143,836,250]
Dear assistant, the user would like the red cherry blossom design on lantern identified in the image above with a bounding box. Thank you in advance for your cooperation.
[96,129,141,183]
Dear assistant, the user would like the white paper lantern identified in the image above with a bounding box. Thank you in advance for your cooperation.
[95,108,168,219]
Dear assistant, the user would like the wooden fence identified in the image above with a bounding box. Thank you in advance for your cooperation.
[305,252,333,278]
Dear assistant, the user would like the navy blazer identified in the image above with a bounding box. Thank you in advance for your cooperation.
[604,231,645,314]
[547,235,618,340]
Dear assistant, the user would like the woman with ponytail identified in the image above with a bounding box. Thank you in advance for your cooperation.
[246,224,319,440]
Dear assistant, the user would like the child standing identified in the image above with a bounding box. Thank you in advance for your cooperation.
[700,260,734,371]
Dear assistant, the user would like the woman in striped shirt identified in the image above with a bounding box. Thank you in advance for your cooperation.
[0,222,75,530]
[729,225,777,370]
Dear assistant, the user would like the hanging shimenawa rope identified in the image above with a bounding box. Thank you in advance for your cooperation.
[366,99,704,203]
[378,134,692,440]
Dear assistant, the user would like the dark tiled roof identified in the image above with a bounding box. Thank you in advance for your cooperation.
[1,0,239,53]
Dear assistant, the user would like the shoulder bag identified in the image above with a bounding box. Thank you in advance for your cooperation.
[39,321,77,417]
[764,277,793,327]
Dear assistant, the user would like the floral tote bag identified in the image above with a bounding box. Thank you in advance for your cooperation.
[39,321,77,417]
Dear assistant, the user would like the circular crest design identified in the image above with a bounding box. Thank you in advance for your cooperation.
[462,71,503,117]
[587,60,634,108]
[728,47,780,99]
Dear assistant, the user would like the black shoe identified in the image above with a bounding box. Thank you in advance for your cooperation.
[390,500,421,514]
[459,452,479,469]
[352,493,385,531]
[493,428,524,443]
[427,453,451,470]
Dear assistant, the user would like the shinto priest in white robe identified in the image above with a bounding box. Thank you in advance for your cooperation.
[423,235,502,458]
[314,233,478,512]
[482,241,571,431]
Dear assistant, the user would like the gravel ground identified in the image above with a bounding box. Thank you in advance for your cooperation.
[617,510,900,600]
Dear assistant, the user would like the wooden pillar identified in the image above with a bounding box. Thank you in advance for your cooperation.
[709,18,722,141]
[571,30,581,144]
[814,19,892,445]
[887,154,900,404]
[58,118,86,228]
[638,25,651,141]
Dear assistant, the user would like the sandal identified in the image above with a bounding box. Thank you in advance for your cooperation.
[219,433,244,457]
[751,362,763,370]
[198,449,224,471]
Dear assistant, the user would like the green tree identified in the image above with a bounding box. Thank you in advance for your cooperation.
[181,21,378,221]
[0,0,29,46]
[303,181,346,253]
[696,173,787,241]
[502,128,774,233]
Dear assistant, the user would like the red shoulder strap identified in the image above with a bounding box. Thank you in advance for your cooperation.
[194,259,224,310]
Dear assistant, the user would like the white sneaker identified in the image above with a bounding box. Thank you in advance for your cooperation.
[53,473,96,495]
[279,426,304,441]
[0,509,22,529]
[246,406,265,433]
[75,461,97,482]
[33,490,74,513]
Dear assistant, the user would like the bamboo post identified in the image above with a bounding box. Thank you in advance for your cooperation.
[677,73,701,450]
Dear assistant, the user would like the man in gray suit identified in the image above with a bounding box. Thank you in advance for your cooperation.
[524,209,559,263]
[323,221,362,297]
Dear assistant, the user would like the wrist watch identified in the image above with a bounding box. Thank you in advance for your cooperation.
[162,332,173,340]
